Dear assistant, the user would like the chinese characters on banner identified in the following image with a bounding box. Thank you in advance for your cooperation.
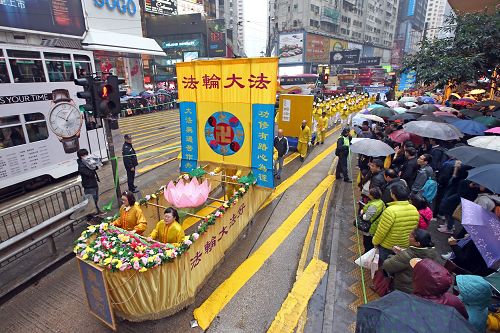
[176,58,278,187]
[179,102,198,172]
[251,104,275,188]
[77,259,116,330]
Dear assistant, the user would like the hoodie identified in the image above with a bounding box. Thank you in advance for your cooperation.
[412,258,468,319]
[456,275,492,333]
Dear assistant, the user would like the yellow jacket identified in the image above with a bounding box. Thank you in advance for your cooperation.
[150,220,185,244]
[318,116,328,131]
[298,125,311,143]
[112,204,147,235]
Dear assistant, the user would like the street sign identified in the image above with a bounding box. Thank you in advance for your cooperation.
[330,49,360,65]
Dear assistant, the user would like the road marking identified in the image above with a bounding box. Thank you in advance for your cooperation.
[267,258,328,333]
[132,127,179,143]
[119,118,179,133]
[193,175,335,330]
[297,200,320,278]
[137,157,177,174]
[134,140,180,154]
[118,111,178,125]
[138,147,181,164]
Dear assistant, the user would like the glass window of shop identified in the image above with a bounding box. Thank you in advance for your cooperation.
[94,54,144,94]
[7,50,46,83]
[44,52,74,82]
[0,50,10,83]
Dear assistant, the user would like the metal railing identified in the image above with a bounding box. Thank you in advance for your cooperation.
[0,185,82,242]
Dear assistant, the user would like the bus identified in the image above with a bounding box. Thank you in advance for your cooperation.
[277,74,319,95]
[337,68,359,87]
[358,68,387,87]
[0,44,107,198]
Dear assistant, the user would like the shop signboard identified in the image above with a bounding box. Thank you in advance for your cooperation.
[330,49,360,65]
[144,0,177,16]
[359,57,381,66]
[207,19,227,58]
[330,39,348,52]
[305,34,329,63]
[278,33,304,64]
[0,0,86,37]
[161,39,201,50]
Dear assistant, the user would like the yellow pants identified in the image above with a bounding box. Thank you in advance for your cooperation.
[297,141,308,158]
[317,130,325,143]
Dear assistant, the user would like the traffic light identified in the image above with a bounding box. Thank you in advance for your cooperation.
[320,73,329,84]
[95,80,111,117]
[106,75,126,115]
[74,76,95,115]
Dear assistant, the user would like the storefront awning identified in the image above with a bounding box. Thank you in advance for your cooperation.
[82,29,165,56]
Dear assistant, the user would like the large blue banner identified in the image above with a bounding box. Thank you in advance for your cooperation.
[251,104,275,188]
[407,0,415,16]
[77,259,116,330]
[399,70,417,91]
[180,101,199,173]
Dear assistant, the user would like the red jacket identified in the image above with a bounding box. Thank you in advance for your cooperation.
[417,207,433,229]
[413,258,468,319]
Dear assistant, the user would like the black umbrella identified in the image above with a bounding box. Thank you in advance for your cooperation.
[355,291,477,333]
[389,113,417,121]
[419,104,440,113]
[494,110,500,119]
[459,109,483,119]
[418,115,446,123]
[375,100,390,107]
[467,164,500,193]
[446,146,500,167]
[407,106,434,116]
[476,100,500,108]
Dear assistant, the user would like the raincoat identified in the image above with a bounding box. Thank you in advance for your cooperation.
[413,258,468,319]
[456,275,492,333]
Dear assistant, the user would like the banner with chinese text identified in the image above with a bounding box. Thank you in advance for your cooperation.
[176,58,278,188]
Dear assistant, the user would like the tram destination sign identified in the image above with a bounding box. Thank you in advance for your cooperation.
[0,93,53,105]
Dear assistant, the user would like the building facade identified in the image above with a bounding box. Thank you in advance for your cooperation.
[270,0,399,74]
[425,0,454,40]
[394,0,428,56]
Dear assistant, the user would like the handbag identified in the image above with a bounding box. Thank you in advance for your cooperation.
[372,269,392,297]
[353,207,384,233]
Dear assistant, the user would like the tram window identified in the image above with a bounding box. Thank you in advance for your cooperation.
[24,113,45,122]
[9,59,46,83]
[25,122,49,143]
[0,51,10,83]
[0,126,26,149]
[75,62,91,78]
[46,60,73,82]
[0,115,21,126]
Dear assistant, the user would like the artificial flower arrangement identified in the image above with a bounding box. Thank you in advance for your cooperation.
[74,172,256,273]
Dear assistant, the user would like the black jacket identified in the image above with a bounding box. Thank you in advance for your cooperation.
[336,135,351,157]
[369,170,386,190]
[274,136,289,158]
[430,145,447,171]
[77,159,99,189]
[400,157,419,189]
[122,142,138,170]
[382,177,406,203]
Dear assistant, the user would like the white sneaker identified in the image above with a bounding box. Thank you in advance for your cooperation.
[441,252,453,260]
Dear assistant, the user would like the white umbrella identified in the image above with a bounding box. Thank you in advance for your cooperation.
[404,101,418,107]
[350,138,395,157]
[403,121,463,140]
[387,101,401,108]
[468,136,500,151]
[400,97,418,103]
[352,114,370,127]
[360,114,385,123]
[394,107,407,114]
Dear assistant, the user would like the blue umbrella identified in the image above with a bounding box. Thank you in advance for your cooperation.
[420,96,436,104]
[467,164,500,194]
[449,119,487,135]
[461,198,500,269]
[368,103,384,109]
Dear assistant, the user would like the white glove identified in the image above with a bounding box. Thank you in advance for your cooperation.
[308,142,312,147]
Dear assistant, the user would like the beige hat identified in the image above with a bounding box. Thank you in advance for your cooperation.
[409,258,422,268]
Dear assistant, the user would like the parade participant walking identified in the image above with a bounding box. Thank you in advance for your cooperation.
[372,184,419,266]
[148,207,185,245]
[77,148,101,214]
[122,134,139,192]
[112,191,147,235]
[297,120,311,162]
[273,129,289,180]
[335,127,352,182]
[316,111,329,145]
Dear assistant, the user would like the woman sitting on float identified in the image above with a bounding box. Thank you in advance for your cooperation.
[148,207,185,245]
[112,191,147,235]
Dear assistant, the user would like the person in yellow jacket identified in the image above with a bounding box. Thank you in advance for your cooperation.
[297,120,311,161]
[316,111,329,145]
[148,207,185,245]
[113,191,147,235]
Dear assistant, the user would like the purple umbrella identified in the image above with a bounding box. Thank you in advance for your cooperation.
[461,198,500,269]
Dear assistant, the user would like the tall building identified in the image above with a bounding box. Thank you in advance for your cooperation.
[270,0,399,74]
[223,0,245,56]
[425,0,454,40]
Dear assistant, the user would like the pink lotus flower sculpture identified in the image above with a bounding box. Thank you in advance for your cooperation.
[164,178,211,208]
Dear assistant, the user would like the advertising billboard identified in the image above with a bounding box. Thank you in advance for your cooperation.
[305,34,329,63]
[330,49,360,65]
[0,0,85,37]
[330,39,348,52]
[144,0,177,16]
[207,19,227,58]
[359,57,381,66]
[278,33,304,64]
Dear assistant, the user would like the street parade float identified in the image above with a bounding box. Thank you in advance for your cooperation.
[74,58,278,327]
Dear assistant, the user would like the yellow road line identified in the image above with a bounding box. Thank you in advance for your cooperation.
[135,139,180,152]
[137,157,177,174]
[138,147,180,164]
[313,183,334,259]
[133,128,179,143]
[119,118,179,132]
[267,258,328,333]
[297,200,320,278]
[119,113,179,128]
[193,175,335,330]
[118,111,178,124]
[261,142,337,209]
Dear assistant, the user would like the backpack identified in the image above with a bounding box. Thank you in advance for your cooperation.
[421,178,438,203]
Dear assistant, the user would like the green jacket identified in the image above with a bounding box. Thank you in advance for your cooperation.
[372,201,419,250]
[382,246,438,294]
[362,199,385,235]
